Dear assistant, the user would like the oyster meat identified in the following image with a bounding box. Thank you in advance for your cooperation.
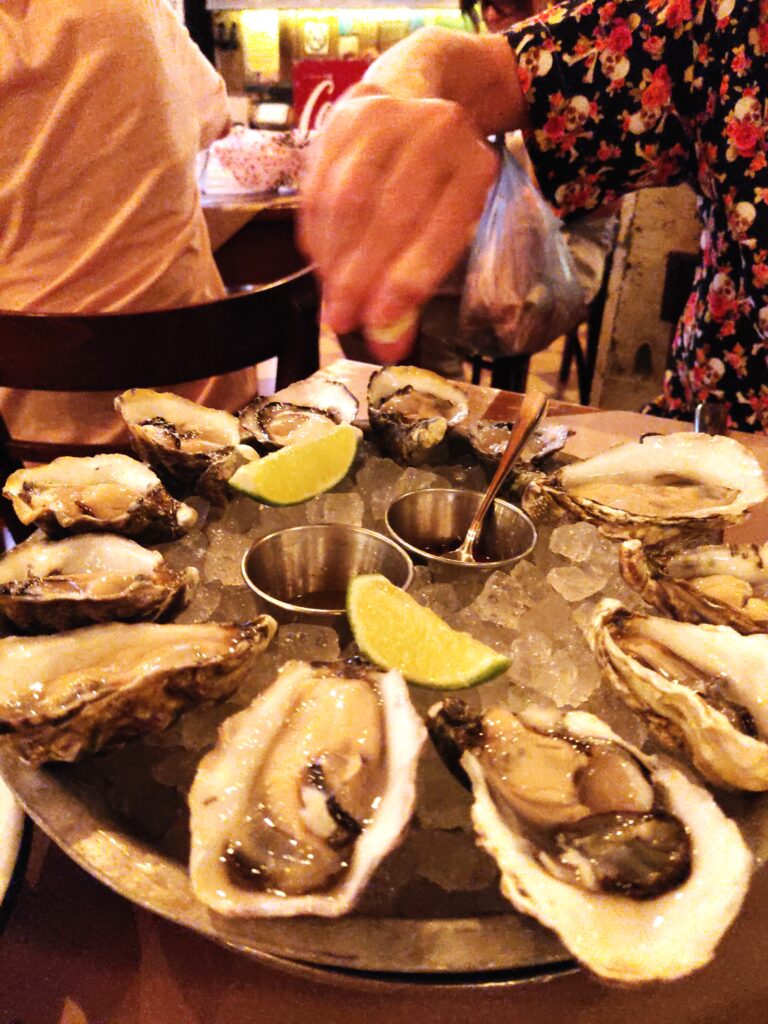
[4,454,197,542]
[239,378,359,449]
[468,419,570,467]
[620,538,768,634]
[523,433,767,544]
[589,599,768,789]
[0,533,198,633]
[428,700,752,982]
[189,658,426,917]
[0,617,276,763]
[367,366,469,463]
[115,388,258,503]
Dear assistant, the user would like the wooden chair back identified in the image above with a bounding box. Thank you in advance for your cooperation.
[0,267,319,466]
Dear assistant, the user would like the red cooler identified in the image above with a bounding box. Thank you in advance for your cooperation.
[292,59,373,132]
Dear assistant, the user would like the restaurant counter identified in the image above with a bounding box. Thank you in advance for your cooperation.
[201,193,303,292]
[2,361,768,1024]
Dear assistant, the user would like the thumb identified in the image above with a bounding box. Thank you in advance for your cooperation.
[364,311,419,364]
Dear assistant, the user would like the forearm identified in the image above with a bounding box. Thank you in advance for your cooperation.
[362,28,528,138]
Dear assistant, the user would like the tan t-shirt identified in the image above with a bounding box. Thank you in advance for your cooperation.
[0,0,259,444]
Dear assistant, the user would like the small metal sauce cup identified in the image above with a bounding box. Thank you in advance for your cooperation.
[242,523,413,619]
[385,488,537,570]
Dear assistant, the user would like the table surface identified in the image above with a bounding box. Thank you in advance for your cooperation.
[3,359,768,1024]
[201,194,298,252]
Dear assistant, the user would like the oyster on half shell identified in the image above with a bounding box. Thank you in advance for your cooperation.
[189,658,426,917]
[0,618,276,764]
[523,433,767,544]
[115,389,258,503]
[238,379,359,449]
[367,366,469,463]
[620,538,768,634]
[589,599,768,790]
[467,419,570,467]
[4,454,197,542]
[428,700,752,983]
[0,533,198,633]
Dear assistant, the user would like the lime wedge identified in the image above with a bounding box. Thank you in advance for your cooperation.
[347,574,510,689]
[229,424,359,506]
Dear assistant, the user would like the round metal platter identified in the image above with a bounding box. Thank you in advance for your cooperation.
[0,748,577,983]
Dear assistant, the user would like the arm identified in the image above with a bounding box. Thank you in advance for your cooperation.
[299,29,527,360]
[299,0,707,360]
[362,28,529,136]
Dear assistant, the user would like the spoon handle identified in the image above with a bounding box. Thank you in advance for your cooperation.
[464,390,549,551]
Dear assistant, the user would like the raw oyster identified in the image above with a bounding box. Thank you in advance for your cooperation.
[367,366,469,463]
[428,700,752,982]
[115,389,258,503]
[0,533,198,633]
[468,419,570,467]
[0,618,276,763]
[189,658,426,917]
[589,599,768,790]
[523,433,767,544]
[620,538,768,634]
[238,379,359,449]
[4,454,197,542]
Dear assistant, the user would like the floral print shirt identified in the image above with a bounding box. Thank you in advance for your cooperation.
[506,0,768,432]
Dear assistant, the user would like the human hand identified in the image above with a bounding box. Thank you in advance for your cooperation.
[298,85,499,363]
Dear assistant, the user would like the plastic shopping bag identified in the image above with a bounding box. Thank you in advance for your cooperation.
[460,149,586,357]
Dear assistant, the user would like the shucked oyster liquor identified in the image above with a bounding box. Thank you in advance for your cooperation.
[115,388,258,503]
[620,538,768,634]
[238,378,359,449]
[367,366,469,463]
[0,618,276,764]
[0,533,198,633]
[589,600,768,790]
[467,419,570,467]
[4,454,197,542]
[428,700,752,982]
[523,433,767,544]
[189,658,426,917]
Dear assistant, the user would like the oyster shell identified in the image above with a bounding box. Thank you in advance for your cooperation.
[367,366,469,463]
[4,454,197,542]
[468,419,570,467]
[620,538,768,634]
[589,599,768,790]
[115,388,258,503]
[523,433,767,544]
[189,658,426,917]
[428,700,752,982]
[0,533,198,633]
[0,618,276,763]
[238,379,359,449]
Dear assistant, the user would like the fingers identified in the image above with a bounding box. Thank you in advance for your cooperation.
[320,102,461,332]
[298,94,499,343]
[365,310,420,364]
[363,137,498,331]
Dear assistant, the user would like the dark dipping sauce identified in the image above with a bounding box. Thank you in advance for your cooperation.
[418,537,499,564]
[289,589,347,611]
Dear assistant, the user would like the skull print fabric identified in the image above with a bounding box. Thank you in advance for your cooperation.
[506,0,768,432]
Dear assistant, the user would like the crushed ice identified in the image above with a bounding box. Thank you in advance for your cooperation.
[147,440,649,899]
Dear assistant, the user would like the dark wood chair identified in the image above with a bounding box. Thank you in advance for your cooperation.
[0,267,319,545]
[557,243,614,407]
[0,267,319,469]
[469,352,531,393]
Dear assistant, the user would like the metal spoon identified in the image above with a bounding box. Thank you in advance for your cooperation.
[443,390,549,563]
